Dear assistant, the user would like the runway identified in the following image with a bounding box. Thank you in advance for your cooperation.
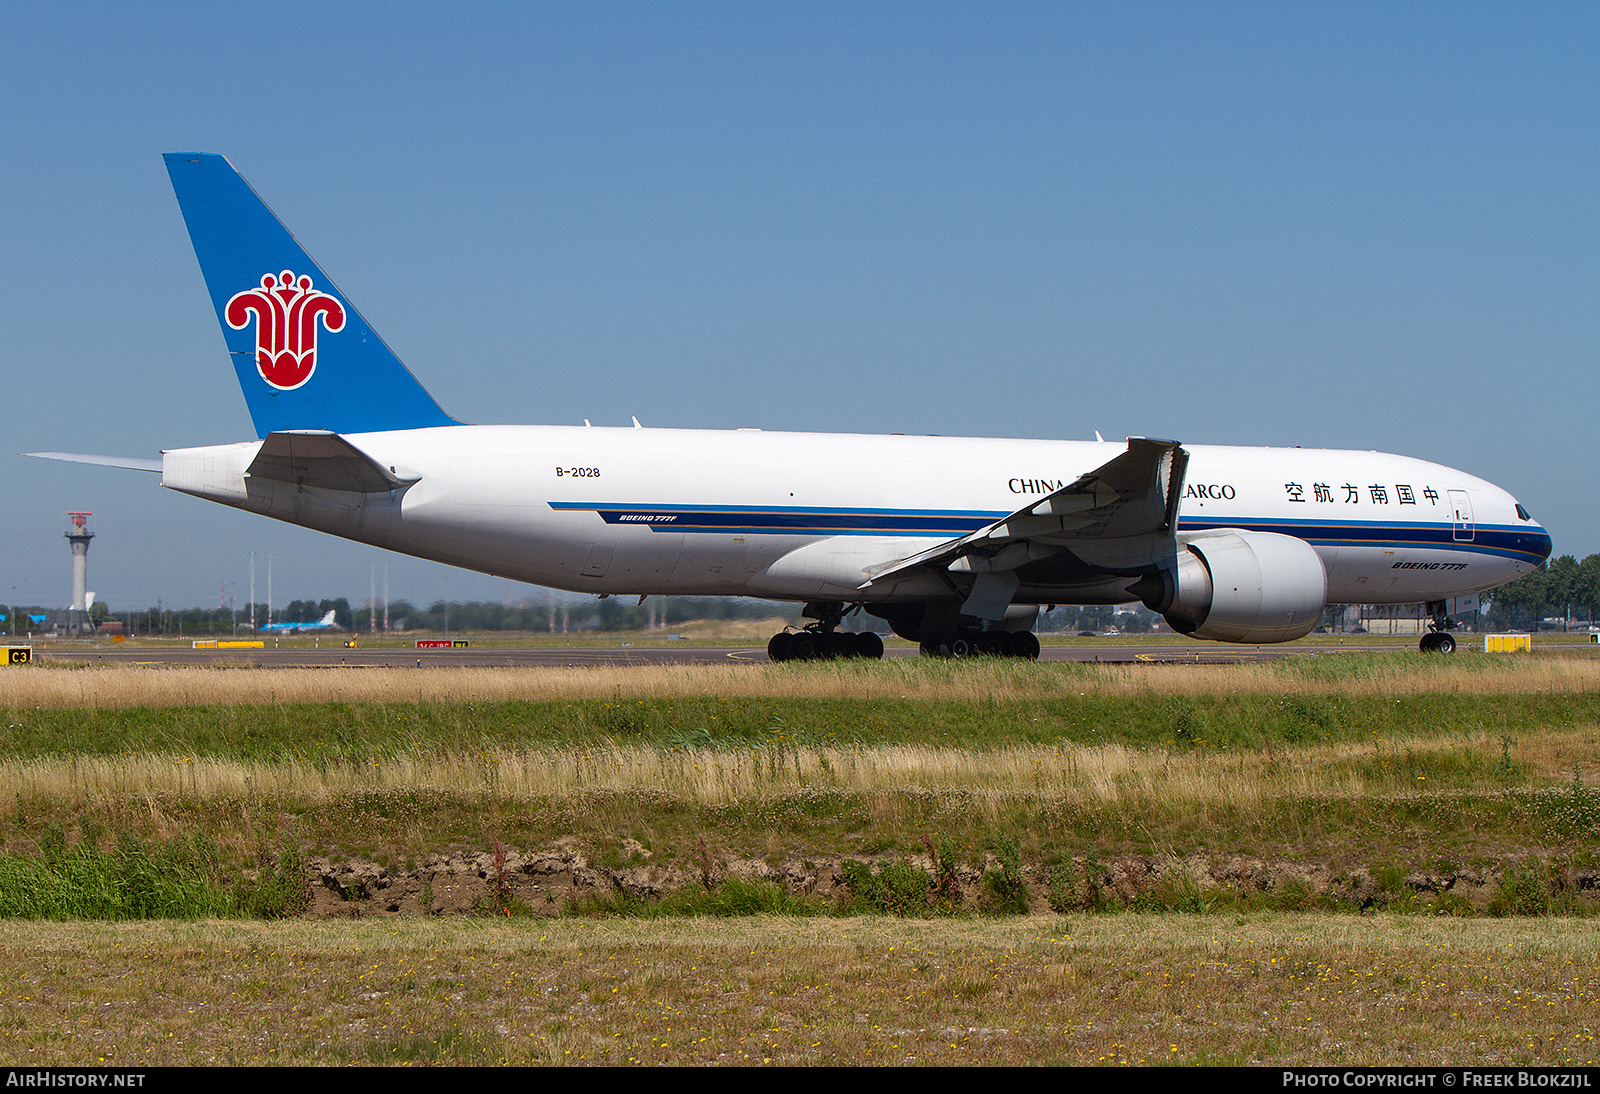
[25,637,1419,668]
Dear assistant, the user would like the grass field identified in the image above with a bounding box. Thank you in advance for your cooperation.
[4,914,1597,1065]
[3,654,1598,868]
[2,651,1598,1064]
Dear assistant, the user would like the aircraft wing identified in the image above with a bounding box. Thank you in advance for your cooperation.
[862,437,1188,614]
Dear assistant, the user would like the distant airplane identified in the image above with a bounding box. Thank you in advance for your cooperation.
[29,154,1552,658]
[260,609,339,634]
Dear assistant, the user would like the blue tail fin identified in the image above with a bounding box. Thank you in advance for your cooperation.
[164,153,458,437]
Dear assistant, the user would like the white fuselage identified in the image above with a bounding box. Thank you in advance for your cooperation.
[160,424,1550,609]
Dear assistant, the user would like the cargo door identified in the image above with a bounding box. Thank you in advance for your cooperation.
[1449,490,1474,543]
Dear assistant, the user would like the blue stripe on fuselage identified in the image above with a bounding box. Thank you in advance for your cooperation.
[546,502,1550,563]
[547,501,998,537]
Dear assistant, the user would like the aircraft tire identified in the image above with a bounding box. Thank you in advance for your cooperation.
[856,632,885,660]
[1011,631,1041,660]
[1419,632,1457,654]
[768,632,794,662]
[948,634,974,659]
[791,633,818,661]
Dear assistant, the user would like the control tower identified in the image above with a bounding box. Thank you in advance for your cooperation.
[65,512,94,633]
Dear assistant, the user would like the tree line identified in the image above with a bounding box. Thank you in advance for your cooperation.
[1482,554,1600,631]
[1,595,802,637]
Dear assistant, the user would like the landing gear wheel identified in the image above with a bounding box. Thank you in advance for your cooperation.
[790,633,819,661]
[981,631,1014,657]
[1419,632,1457,654]
[948,635,974,659]
[1011,631,1041,661]
[767,632,794,662]
[856,632,885,660]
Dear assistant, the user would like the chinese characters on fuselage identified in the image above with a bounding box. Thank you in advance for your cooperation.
[1283,483,1440,505]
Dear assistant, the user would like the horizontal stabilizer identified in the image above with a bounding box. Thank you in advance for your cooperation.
[246,431,417,493]
[25,451,162,473]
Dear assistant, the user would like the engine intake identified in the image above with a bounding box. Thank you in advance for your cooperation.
[1135,531,1327,644]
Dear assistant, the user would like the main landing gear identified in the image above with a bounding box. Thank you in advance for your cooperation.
[768,628,885,662]
[1419,601,1458,654]
[918,629,1041,660]
[767,601,886,662]
[767,602,1045,662]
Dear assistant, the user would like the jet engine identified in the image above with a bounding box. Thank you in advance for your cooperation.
[1134,531,1328,644]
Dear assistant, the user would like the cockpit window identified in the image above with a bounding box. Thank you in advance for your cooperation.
[1516,504,1531,521]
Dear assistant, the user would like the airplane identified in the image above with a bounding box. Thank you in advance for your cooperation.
[259,609,340,634]
[28,153,1553,659]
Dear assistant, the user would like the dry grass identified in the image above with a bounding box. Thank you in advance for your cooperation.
[0,728,1581,811]
[5,654,1596,849]
[2,914,1597,1066]
[5,652,1599,709]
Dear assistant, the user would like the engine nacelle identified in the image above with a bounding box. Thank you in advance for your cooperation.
[1139,531,1327,644]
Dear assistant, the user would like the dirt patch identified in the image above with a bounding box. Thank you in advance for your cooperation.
[306,838,852,917]
[301,845,1600,918]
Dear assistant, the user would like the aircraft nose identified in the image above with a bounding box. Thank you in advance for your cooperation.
[1529,524,1553,564]
[1514,507,1553,564]
[1507,493,1552,564]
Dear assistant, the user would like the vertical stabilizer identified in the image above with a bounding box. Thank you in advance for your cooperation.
[164,153,459,437]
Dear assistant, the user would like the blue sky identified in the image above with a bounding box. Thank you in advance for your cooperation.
[3,3,1595,613]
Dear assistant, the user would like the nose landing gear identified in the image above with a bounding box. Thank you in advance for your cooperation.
[1419,600,1459,653]
[1419,631,1457,654]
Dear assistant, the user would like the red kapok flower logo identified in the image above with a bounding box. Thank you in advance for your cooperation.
[225,270,346,390]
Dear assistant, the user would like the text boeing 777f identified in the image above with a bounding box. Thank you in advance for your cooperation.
[30,154,1553,658]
